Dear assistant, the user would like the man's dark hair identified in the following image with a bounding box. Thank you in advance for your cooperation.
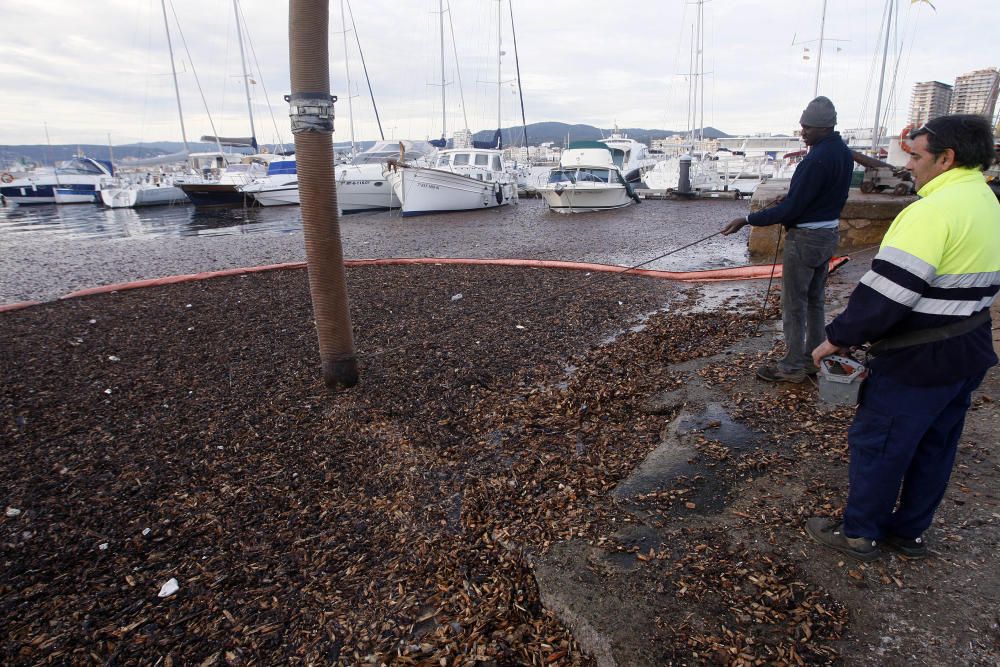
[909,114,996,171]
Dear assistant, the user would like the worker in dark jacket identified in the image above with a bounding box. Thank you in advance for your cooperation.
[722,96,854,383]
[808,114,1000,562]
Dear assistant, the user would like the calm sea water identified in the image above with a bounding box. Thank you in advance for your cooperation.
[0,199,303,241]
[0,195,754,304]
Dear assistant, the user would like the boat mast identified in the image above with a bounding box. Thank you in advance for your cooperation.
[871,0,893,155]
[814,0,827,97]
[233,0,257,149]
[446,1,470,135]
[508,0,529,149]
[160,0,189,153]
[347,0,384,140]
[697,0,704,144]
[340,0,357,156]
[687,25,694,147]
[439,0,446,142]
[496,0,502,138]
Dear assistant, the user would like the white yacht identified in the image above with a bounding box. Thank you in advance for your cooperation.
[1,157,115,205]
[385,147,517,217]
[641,154,725,194]
[100,173,190,208]
[240,157,299,207]
[600,129,659,185]
[338,141,437,212]
[536,141,639,213]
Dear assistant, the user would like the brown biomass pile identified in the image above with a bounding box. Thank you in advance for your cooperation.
[0,264,899,665]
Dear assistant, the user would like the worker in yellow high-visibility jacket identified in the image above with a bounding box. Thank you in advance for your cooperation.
[808,114,1000,562]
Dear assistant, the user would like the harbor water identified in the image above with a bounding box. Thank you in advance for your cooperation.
[0,197,752,304]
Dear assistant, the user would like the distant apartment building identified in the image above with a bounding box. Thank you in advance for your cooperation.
[948,67,1000,118]
[909,81,953,126]
[452,128,473,149]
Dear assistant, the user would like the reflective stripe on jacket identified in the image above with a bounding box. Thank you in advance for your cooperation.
[826,166,1000,385]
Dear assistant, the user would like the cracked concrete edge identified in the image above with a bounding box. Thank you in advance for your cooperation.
[528,560,619,667]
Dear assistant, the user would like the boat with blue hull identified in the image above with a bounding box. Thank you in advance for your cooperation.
[1,157,114,205]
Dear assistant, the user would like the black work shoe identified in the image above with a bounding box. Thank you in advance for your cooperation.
[805,363,820,377]
[756,364,806,384]
[882,534,928,559]
[805,517,881,562]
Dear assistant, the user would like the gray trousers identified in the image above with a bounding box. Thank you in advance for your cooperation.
[779,227,839,373]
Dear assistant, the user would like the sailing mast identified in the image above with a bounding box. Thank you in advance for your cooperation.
[697,0,705,143]
[339,0,357,156]
[160,0,189,153]
[871,0,893,155]
[496,0,502,139]
[508,0,528,149]
[814,0,828,97]
[439,0,446,142]
[233,0,257,150]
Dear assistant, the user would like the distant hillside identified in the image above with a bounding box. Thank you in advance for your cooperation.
[1,123,730,166]
[473,122,730,147]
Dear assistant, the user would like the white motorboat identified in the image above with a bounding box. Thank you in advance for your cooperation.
[536,141,639,213]
[338,141,437,212]
[641,154,726,194]
[1,157,115,205]
[240,158,299,207]
[600,128,660,184]
[386,147,517,217]
[100,173,189,208]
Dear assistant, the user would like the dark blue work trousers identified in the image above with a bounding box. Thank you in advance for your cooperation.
[843,368,987,541]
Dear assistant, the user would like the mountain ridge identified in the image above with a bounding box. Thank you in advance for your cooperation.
[0,122,732,166]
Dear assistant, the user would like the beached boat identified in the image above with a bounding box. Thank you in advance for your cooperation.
[386,147,517,217]
[536,141,639,213]
[338,141,437,212]
[1,157,114,205]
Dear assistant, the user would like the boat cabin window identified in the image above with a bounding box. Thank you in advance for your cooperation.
[436,154,450,168]
[453,153,470,166]
[474,154,489,166]
[491,156,502,171]
[608,150,625,168]
[576,169,611,183]
[56,159,106,175]
[547,169,576,184]
[226,165,251,173]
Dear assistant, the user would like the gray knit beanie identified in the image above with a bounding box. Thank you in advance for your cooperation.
[799,96,837,127]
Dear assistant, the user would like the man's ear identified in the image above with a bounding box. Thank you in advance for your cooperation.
[939,147,956,169]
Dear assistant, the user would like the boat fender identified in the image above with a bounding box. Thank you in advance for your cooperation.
[899,124,915,154]
[0,173,13,183]
[494,181,503,205]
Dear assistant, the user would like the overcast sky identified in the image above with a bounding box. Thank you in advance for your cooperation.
[0,0,994,147]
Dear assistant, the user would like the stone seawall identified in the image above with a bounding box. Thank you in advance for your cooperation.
[747,181,916,261]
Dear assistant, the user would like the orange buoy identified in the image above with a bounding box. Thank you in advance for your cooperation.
[899,124,915,154]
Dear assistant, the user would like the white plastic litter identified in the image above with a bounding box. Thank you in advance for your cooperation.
[451,293,463,302]
[98,542,108,550]
[158,578,179,598]
[515,325,525,330]
[108,355,120,362]
[142,528,151,536]
[5,507,21,518]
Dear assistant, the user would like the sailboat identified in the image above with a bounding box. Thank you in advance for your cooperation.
[385,0,517,216]
[101,0,193,208]
[178,0,268,207]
